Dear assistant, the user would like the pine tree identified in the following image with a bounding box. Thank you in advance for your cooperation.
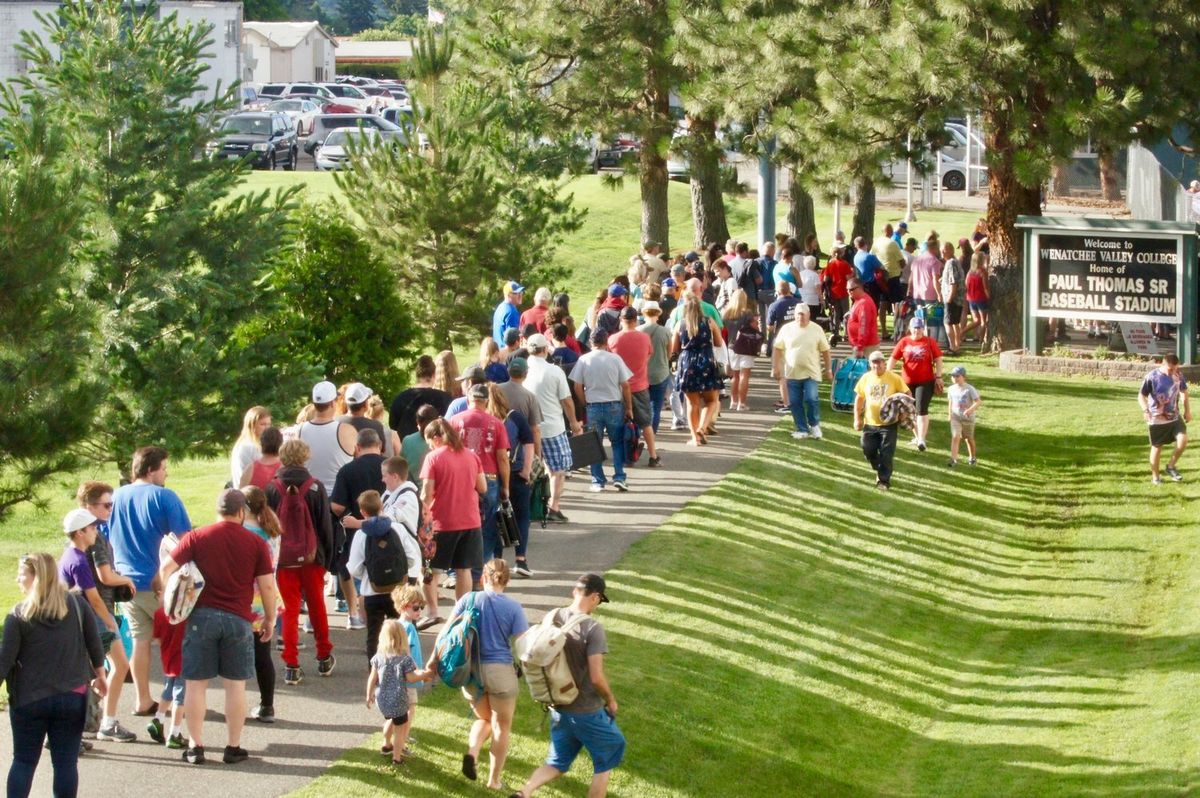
[16,0,302,473]
[338,0,378,33]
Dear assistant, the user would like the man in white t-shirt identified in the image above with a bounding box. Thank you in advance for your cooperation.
[525,334,582,521]
[570,330,634,492]
[771,304,832,440]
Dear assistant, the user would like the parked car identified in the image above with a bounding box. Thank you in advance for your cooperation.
[259,83,336,102]
[302,113,403,154]
[240,86,260,108]
[337,75,378,87]
[265,98,321,136]
[284,93,358,116]
[313,127,403,171]
[593,136,640,171]
[319,83,375,112]
[380,106,428,151]
[206,112,298,170]
[360,85,397,107]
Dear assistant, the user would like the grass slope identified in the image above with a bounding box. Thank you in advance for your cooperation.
[288,357,1200,797]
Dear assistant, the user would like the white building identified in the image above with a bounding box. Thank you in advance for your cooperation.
[0,1,243,102]
[242,21,336,85]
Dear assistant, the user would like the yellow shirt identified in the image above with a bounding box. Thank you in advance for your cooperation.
[773,320,830,381]
[854,370,910,426]
[871,236,905,278]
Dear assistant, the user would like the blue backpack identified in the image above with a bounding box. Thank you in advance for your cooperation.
[433,591,482,691]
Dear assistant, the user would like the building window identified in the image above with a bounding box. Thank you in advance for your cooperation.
[225,19,239,47]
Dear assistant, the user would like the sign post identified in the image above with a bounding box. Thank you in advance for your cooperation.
[1016,217,1198,363]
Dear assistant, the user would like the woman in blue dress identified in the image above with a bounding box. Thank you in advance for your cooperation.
[671,293,724,446]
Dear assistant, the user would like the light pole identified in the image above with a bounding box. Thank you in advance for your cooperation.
[905,132,916,222]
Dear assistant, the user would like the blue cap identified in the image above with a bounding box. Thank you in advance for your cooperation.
[607,284,627,297]
[663,278,677,288]
[504,280,525,294]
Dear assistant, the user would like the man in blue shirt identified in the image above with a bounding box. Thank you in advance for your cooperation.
[493,281,525,345]
[108,445,191,722]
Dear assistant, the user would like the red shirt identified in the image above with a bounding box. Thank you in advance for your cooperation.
[823,258,854,300]
[847,294,880,349]
[153,608,186,677]
[249,459,282,489]
[565,335,582,354]
[450,408,510,475]
[520,305,549,333]
[608,328,652,392]
[965,270,988,303]
[891,335,943,385]
[169,521,273,623]
[419,445,483,531]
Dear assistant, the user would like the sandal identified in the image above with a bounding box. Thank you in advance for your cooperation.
[462,752,478,781]
[415,616,444,631]
[133,702,159,717]
[380,744,393,755]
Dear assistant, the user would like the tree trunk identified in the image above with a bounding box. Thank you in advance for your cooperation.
[687,116,729,249]
[1050,160,1071,198]
[639,49,672,252]
[1098,146,1122,202]
[850,177,875,244]
[786,169,816,244]
[984,106,1043,353]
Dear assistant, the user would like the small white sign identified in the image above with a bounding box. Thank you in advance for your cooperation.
[1119,321,1160,356]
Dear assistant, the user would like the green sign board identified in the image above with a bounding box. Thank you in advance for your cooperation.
[1016,217,1197,363]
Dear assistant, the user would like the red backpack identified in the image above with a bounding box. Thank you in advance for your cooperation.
[272,476,319,568]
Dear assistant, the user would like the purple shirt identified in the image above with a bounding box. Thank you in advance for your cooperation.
[1141,368,1188,423]
[909,253,943,301]
[59,546,96,592]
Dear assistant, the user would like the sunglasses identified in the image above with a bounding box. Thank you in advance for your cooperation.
[91,502,114,510]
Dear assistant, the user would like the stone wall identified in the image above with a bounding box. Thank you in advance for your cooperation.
[999,349,1200,382]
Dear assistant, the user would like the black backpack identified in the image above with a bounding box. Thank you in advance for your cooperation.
[737,260,762,296]
[595,307,621,337]
[364,521,407,592]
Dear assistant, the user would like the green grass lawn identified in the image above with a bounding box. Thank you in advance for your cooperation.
[285,357,1200,797]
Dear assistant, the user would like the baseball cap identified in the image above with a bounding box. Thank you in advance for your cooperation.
[909,316,926,330]
[684,252,699,263]
[868,350,887,362]
[897,222,908,230]
[641,300,661,314]
[508,357,529,377]
[344,382,372,405]
[217,488,247,516]
[620,305,638,320]
[312,380,337,404]
[663,277,678,288]
[794,303,811,315]
[950,366,967,377]
[504,280,525,294]
[526,333,550,351]
[459,364,486,384]
[468,383,489,401]
[607,283,627,297]
[575,573,609,603]
[63,508,98,535]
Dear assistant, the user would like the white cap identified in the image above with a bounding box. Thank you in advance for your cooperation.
[641,300,661,313]
[312,380,337,403]
[794,303,811,315]
[63,508,98,535]
[344,382,372,404]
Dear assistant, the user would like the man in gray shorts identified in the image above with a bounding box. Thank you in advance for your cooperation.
[160,490,276,765]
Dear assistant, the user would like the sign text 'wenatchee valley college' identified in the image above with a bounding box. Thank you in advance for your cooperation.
[1033,232,1181,323]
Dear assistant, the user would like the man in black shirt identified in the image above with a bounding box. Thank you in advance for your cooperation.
[330,429,387,632]
[389,355,452,438]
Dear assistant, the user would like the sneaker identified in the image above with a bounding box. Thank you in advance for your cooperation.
[670,421,686,430]
[948,459,957,467]
[791,431,809,440]
[809,425,822,440]
[875,480,890,491]
[909,437,921,447]
[317,654,336,677]
[97,719,137,742]
[1152,476,1163,485]
[1166,464,1182,482]
[774,406,790,414]
[147,717,165,744]
[303,619,314,633]
[335,599,349,614]
[612,480,628,492]
[968,457,978,466]
[514,560,533,578]
[917,441,927,452]
[223,746,249,765]
[167,733,186,750]
[80,740,93,752]
[251,705,275,724]
[347,615,366,631]
[646,456,662,468]
[589,483,605,493]
[440,572,457,588]
[546,508,568,523]
[284,666,304,685]
[183,745,205,765]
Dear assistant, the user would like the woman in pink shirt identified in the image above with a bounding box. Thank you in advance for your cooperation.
[907,233,944,305]
[418,419,486,628]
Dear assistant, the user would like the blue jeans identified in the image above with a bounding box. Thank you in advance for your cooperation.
[546,708,626,774]
[476,477,501,579]
[510,475,532,558]
[647,376,671,434]
[787,378,821,432]
[8,690,86,798]
[586,402,627,486]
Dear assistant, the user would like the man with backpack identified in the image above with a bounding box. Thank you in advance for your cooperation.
[345,483,420,658]
[266,439,336,686]
[330,428,388,631]
[509,574,624,798]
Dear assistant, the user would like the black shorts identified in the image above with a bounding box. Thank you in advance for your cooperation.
[887,277,905,303]
[630,389,653,428]
[1149,419,1186,448]
[429,528,483,571]
[388,712,409,724]
[911,380,936,415]
[946,301,964,325]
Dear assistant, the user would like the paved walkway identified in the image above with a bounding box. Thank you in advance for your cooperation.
[3,366,785,797]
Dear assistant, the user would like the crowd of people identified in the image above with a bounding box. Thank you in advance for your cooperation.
[3,222,1191,798]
